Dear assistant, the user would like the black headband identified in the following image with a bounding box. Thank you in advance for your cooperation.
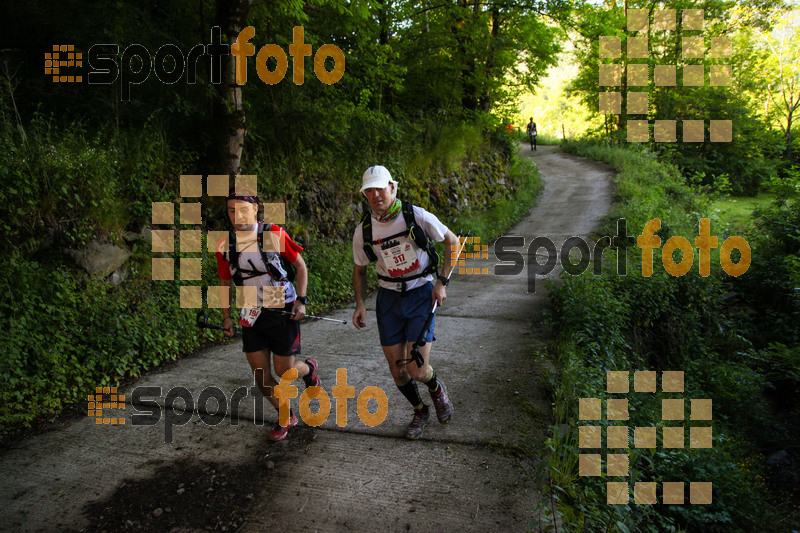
[226,192,258,204]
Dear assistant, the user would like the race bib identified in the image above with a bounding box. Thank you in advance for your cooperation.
[380,241,419,277]
[238,307,262,327]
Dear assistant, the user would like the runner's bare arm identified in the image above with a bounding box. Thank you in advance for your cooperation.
[352,264,368,329]
[432,230,460,305]
[439,230,460,279]
[221,279,235,336]
[290,254,307,320]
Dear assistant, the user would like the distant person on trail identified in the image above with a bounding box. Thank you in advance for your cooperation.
[352,166,459,439]
[217,190,321,442]
[527,118,538,151]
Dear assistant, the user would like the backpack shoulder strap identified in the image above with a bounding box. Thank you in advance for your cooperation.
[402,201,427,249]
[258,223,291,282]
[401,200,415,229]
[226,228,243,285]
[256,222,266,246]
[361,213,378,262]
[401,201,439,275]
[227,229,237,262]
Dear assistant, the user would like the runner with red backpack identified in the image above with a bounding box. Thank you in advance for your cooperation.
[217,190,321,441]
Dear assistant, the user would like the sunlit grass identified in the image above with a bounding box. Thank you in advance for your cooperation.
[710,192,778,232]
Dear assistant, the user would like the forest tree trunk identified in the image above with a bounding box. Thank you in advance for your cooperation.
[212,0,250,174]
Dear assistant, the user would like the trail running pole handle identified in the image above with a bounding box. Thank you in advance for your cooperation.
[196,310,228,331]
[405,301,436,367]
[406,230,470,367]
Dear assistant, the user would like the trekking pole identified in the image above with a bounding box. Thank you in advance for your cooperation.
[274,310,347,324]
[400,230,470,367]
[196,309,229,331]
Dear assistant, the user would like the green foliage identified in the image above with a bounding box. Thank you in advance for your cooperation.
[563,0,792,197]
[0,247,219,432]
[304,238,359,313]
[763,166,800,202]
[452,156,543,242]
[539,142,787,532]
[0,112,194,255]
[732,193,800,346]
[749,13,800,159]
[0,119,120,252]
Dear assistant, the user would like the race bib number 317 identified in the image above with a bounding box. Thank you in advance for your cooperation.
[381,242,419,276]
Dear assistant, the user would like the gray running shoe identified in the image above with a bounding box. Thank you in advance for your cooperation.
[406,405,430,440]
[430,380,453,424]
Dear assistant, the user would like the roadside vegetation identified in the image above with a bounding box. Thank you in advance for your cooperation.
[534,2,800,528]
[537,139,800,532]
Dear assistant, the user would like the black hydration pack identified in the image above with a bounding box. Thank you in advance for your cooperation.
[361,200,439,284]
[224,222,296,286]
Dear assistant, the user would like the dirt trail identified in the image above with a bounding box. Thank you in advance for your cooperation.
[0,145,614,532]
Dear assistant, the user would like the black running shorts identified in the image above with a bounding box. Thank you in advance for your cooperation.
[241,303,301,356]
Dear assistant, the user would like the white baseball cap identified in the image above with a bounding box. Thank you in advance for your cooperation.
[360,165,396,193]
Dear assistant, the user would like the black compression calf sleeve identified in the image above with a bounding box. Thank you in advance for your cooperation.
[397,379,423,409]
[422,369,439,392]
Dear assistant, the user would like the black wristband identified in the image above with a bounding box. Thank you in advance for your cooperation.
[296,296,308,305]
[437,275,449,287]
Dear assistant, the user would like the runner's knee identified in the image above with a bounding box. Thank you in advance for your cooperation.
[390,365,410,382]
[408,364,429,383]
[273,356,296,379]
[251,366,277,388]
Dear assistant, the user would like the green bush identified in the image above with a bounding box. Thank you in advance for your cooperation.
[0,247,219,431]
[540,140,784,532]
